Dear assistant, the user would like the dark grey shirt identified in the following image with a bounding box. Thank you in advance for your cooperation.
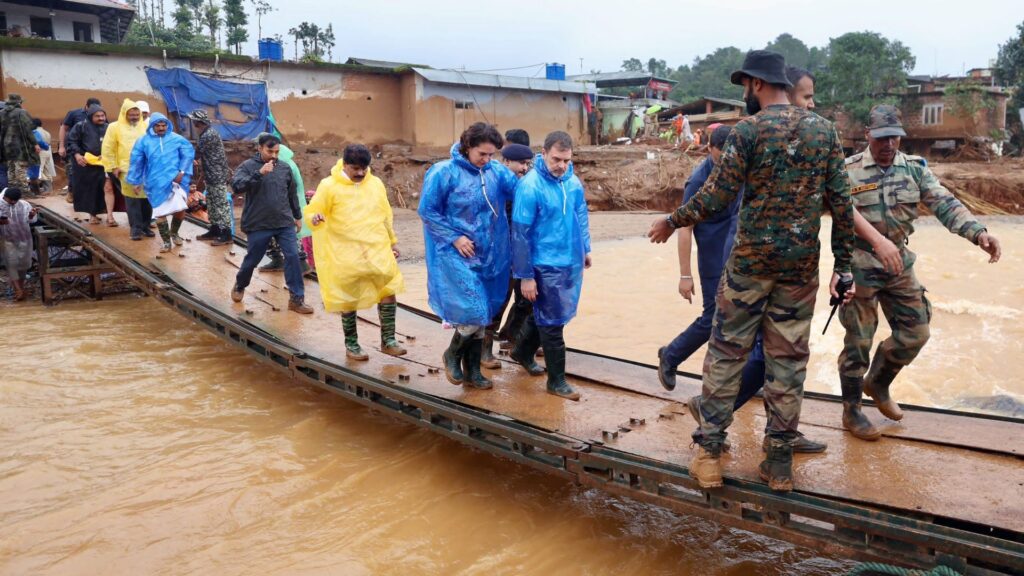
[232,155,300,233]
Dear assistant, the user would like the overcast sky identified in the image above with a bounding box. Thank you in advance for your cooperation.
[247,0,1019,79]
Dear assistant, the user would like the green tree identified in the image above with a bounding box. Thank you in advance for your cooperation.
[995,21,1024,152]
[764,33,810,68]
[203,0,221,49]
[670,47,746,102]
[320,23,335,62]
[122,0,214,51]
[621,58,644,72]
[816,31,915,125]
[251,0,275,40]
[646,57,669,77]
[223,0,248,54]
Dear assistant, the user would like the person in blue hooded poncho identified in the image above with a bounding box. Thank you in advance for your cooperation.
[127,112,194,253]
[509,131,592,401]
[418,123,518,390]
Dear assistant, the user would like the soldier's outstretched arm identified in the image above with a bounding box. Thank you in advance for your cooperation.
[917,162,999,262]
[671,129,748,229]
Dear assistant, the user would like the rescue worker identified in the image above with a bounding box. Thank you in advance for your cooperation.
[259,143,312,274]
[127,113,194,252]
[305,144,406,360]
[647,50,856,492]
[188,110,233,245]
[510,131,592,401]
[418,122,518,390]
[838,104,1001,438]
[0,94,40,196]
[101,99,151,240]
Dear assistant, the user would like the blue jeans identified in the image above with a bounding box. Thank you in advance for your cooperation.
[662,273,765,408]
[235,226,304,300]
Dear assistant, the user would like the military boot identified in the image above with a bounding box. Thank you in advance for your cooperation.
[462,338,493,390]
[480,333,501,369]
[863,348,904,421]
[196,225,219,242]
[841,375,881,440]
[686,395,731,452]
[510,317,546,376]
[759,437,794,492]
[443,332,469,384]
[690,443,723,489]
[541,342,579,401]
[259,250,285,272]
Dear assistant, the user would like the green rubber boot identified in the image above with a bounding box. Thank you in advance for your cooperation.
[342,312,368,361]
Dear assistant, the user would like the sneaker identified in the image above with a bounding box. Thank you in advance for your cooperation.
[231,284,244,302]
[288,298,314,314]
[657,346,676,391]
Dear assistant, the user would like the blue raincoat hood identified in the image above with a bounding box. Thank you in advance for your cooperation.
[126,112,195,208]
[533,153,576,184]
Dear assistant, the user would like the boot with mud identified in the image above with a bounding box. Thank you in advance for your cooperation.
[443,332,469,384]
[378,302,407,357]
[841,375,881,440]
[863,349,904,421]
[690,443,723,489]
[196,225,219,242]
[540,342,579,401]
[759,437,794,492]
[480,333,501,369]
[461,338,493,390]
[342,312,368,361]
[211,227,233,246]
[510,317,546,376]
[760,432,827,454]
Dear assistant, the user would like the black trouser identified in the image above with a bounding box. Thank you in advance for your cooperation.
[497,279,533,341]
[537,324,564,351]
[125,196,153,237]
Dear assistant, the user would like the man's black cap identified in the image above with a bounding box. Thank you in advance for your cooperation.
[730,50,792,87]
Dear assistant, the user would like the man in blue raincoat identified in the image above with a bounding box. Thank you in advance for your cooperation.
[127,112,194,252]
[418,123,519,390]
[510,131,592,401]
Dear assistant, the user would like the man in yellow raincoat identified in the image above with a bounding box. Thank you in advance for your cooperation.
[101,98,151,240]
[305,144,406,360]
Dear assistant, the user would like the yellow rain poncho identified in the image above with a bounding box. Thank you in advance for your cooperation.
[101,98,149,199]
[304,160,405,313]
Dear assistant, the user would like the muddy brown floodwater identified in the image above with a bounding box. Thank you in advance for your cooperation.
[2,215,1021,575]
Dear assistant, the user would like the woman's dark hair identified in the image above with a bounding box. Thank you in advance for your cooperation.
[458,122,504,158]
[343,144,372,168]
[4,187,23,201]
[258,133,281,148]
[32,118,42,128]
[785,66,815,92]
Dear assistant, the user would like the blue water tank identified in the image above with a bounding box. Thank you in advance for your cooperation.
[546,63,566,81]
[258,38,284,61]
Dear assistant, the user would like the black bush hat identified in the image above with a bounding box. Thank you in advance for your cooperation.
[730,50,792,87]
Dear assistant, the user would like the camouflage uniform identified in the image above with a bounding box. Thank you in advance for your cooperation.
[195,126,233,231]
[670,104,854,446]
[838,148,986,385]
[1,95,40,195]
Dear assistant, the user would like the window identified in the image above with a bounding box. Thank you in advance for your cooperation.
[454,101,474,110]
[0,13,7,34]
[922,103,944,126]
[72,21,93,42]
[29,16,53,39]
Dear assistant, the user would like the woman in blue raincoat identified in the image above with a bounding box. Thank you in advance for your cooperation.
[418,123,518,390]
[127,113,194,253]
[509,131,592,401]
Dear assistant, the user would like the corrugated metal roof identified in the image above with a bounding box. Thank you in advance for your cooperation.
[565,71,676,88]
[347,57,427,69]
[413,68,592,95]
[64,0,135,10]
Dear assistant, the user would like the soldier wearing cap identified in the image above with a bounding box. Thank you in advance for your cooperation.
[838,104,1001,438]
[188,109,233,245]
[648,50,855,492]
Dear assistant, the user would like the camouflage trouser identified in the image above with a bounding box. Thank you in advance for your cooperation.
[205,183,232,230]
[6,161,30,195]
[266,236,307,263]
[697,267,819,445]
[838,263,931,380]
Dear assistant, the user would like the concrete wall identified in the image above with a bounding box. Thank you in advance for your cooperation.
[413,79,586,148]
[0,2,101,42]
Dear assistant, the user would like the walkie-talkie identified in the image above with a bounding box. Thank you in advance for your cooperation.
[822,275,854,335]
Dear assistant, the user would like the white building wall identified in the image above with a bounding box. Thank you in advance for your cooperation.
[0,2,101,42]
[0,49,186,93]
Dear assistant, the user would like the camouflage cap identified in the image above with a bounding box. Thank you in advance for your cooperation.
[187,109,211,124]
[868,104,907,138]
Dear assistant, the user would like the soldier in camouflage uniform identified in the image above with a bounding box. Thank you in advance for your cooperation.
[0,94,40,195]
[838,105,1001,438]
[649,50,856,492]
[188,110,234,245]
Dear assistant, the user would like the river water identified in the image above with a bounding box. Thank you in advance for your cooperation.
[2,217,1020,575]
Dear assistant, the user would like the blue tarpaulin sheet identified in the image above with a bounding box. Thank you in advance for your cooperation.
[144,67,275,141]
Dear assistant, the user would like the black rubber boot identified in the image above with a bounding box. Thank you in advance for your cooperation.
[462,338,493,390]
[259,253,285,272]
[864,348,904,421]
[541,342,579,401]
[758,436,794,492]
[211,227,233,246]
[510,317,545,376]
[443,332,468,385]
[196,225,219,242]
[480,333,501,369]
[841,375,881,440]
